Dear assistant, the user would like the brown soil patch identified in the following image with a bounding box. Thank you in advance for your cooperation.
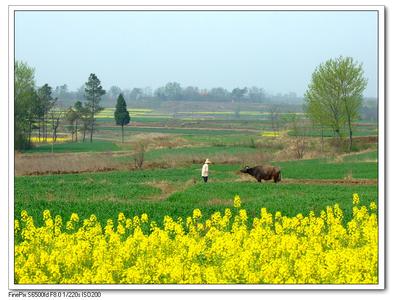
[352,136,378,143]
[282,178,377,185]
[234,174,256,182]
[14,152,130,176]
[145,181,176,201]
[144,179,197,201]
[46,192,56,202]
[233,175,377,185]
[331,149,378,163]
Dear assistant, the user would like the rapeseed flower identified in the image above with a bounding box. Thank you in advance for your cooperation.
[14,195,378,285]
[234,195,241,208]
[193,209,202,219]
[141,213,148,223]
[353,193,360,205]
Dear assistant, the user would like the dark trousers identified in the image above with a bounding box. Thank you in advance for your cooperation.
[202,176,208,183]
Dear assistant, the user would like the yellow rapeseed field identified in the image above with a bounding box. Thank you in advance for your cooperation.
[30,137,71,143]
[261,131,281,137]
[14,194,378,284]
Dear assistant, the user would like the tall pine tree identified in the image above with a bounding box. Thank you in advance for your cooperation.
[84,73,105,143]
[114,93,130,143]
[36,84,56,142]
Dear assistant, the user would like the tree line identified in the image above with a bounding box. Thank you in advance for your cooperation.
[15,61,58,150]
[15,56,368,153]
[52,82,302,107]
[15,61,107,150]
[64,74,106,144]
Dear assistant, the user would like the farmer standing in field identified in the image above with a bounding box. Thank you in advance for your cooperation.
[201,159,211,183]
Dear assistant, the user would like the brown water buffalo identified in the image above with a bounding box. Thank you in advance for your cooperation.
[240,165,281,183]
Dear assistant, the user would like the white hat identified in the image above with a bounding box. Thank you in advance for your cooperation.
[205,159,211,164]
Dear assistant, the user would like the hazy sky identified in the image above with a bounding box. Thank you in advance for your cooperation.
[15,10,378,97]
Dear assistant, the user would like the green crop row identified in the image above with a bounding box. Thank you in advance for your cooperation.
[25,140,123,153]
[15,179,377,228]
[98,126,251,135]
[277,159,377,180]
[15,156,378,227]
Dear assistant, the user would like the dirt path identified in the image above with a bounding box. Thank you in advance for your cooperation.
[143,179,197,201]
[140,177,378,202]
[234,176,377,185]
[280,178,378,185]
[330,149,377,163]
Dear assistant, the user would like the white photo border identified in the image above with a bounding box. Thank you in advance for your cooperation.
[8,4,385,290]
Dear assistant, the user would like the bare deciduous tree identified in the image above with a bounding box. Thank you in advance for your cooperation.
[290,114,307,159]
[49,106,64,153]
[133,143,146,169]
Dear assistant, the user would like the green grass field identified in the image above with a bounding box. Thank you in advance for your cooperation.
[98,126,254,135]
[342,150,378,162]
[15,157,378,227]
[26,140,124,153]
[96,116,172,124]
[277,159,378,179]
[17,108,379,231]
[288,125,378,137]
